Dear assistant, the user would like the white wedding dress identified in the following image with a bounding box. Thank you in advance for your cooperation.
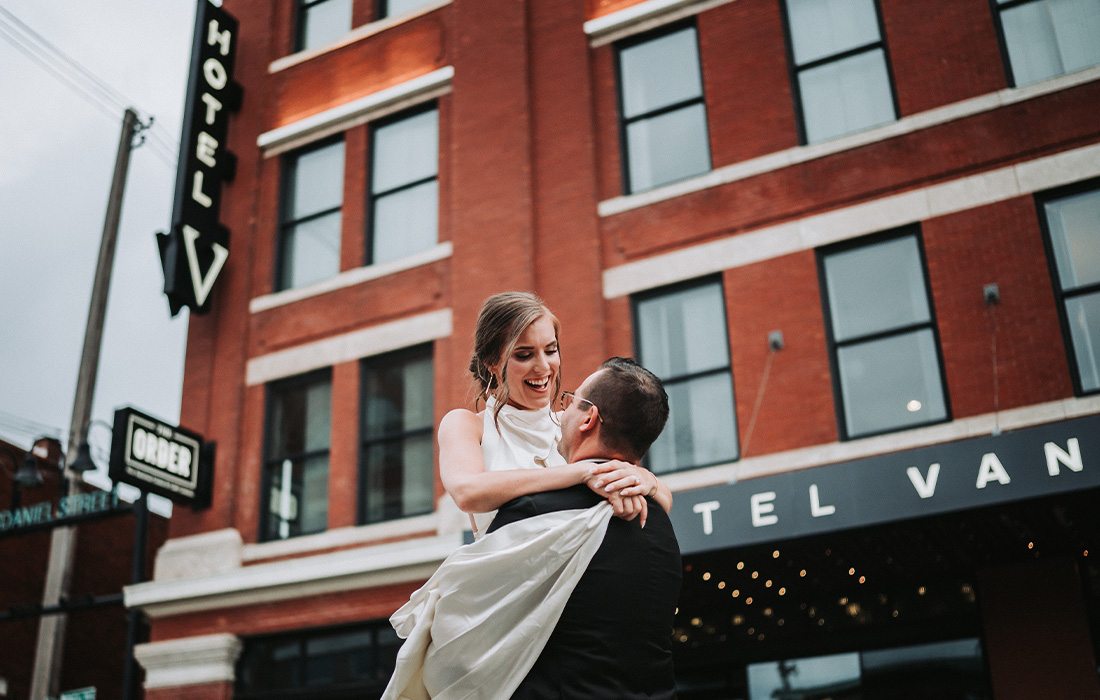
[381,398,613,700]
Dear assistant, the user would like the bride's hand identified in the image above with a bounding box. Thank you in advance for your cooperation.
[604,490,648,527]
[587,461,658,498]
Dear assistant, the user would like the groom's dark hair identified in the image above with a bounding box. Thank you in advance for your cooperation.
[584,357,669,462]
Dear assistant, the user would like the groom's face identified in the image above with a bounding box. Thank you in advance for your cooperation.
[558,369,603,461]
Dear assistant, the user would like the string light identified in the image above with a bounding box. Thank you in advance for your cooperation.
[732,589,740,598]
[751,571,759,580]
[717,581,726,590]
[858,575,866,584]
[778,587,787,596]
[702,572,711,581]
[736,561,745,570]
[799,569,807,578]
[772,549,780,559]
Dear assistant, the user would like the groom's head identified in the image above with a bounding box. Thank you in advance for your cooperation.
[559,357,669,464]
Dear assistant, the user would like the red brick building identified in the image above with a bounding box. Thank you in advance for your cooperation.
[127,0,1100,697]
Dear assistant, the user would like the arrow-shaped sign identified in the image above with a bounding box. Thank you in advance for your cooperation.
[183,225,229,307]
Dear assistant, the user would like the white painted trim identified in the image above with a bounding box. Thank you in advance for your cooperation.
[125,532,462,618]
[584,0,736,47]
[602,141,1100,298]
[662,396,1100,494]
[134,633,242,689]
[246,307,453,385]
[257,66,454,156]
[270,0,452,74]
[599,65,1100,217]
[250,242,452,313]
[242,512,439,562]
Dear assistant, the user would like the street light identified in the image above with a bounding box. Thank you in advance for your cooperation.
[12,436,65,489]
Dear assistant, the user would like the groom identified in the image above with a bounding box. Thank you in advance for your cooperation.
[488,357,681,699]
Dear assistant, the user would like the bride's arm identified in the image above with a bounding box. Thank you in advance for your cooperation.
[438,409,593,514]
[587,462,673,514]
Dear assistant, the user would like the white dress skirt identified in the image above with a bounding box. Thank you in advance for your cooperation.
[381,399,613,700]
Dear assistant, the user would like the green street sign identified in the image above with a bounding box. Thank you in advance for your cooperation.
[60,687,96,700]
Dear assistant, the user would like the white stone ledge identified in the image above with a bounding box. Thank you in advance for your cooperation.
[242,512,439,562]
[599,65,1100,217]
[270,0,452,74]
[584,0,736,47]
[661,396,1100,494]
[602,140,1100,298]
[134,633,242,689]
[257,66,454,156]
[125,532,462,618]
[250,242,452,313]
[245,307,453,385]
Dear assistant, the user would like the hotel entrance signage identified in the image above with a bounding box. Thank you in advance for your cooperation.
[672,414,1100,555]
[158,0,241,316]
[109,407,212,508]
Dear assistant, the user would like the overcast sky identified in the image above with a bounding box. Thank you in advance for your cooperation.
[0,1,200,510]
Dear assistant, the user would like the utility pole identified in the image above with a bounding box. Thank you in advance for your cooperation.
[30,107,140,700]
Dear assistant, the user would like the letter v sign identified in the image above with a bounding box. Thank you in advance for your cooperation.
[183,225,229,307]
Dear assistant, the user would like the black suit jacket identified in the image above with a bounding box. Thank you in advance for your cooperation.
[488,484,681,699]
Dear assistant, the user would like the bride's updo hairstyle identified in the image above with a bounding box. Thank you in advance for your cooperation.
[469,291,562,425]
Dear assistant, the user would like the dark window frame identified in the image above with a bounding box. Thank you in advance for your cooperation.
[358,344,436,525]
[778,0,901,145]
[294,0,352,53]
[816,227,952,441]
[988,0,1100,87]
[631,275,740,473]
[275,135,345,292]
[260,368,333,543]
[1036,176,1100,397]
[613,20,712,195]
[365,102,440,267]
[235,618,399,699]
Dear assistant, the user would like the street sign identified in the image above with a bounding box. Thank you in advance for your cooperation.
[109,407,213,509]
[60,687,96,700]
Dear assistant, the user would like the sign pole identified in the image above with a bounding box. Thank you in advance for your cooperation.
[30,107,139,700]
[121,492,148,700]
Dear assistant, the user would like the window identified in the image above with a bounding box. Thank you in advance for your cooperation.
[992,0,1100,86]
[378,0,438,19]
[262,371,332,541]
[616,24,711,193]
[782,0,897,144]
[369,106,439,266]
[748,639,988,699]
[296,0,352,52]
[1040,184,1100,394]
[236,621,401,699]
[635,280,738,473]
[360,345,435,523]
[278,138,345,291]
[819,232,948,439]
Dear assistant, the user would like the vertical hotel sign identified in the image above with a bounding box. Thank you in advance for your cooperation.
[158,0,241,315]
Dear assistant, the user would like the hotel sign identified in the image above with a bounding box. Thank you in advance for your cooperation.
[672,414,1100,555]
[109,407,212,508]
[158,0,241,316]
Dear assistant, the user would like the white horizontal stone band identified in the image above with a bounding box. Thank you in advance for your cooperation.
[245,307,453,385]
[584,0,735,47]
[250,242,452,313]
[599,66,1100,217]
[661,395,1100,494]
[257,66,454,156]
[125,532,463,618]
[134,633,242,689]
[603,140,1100,298]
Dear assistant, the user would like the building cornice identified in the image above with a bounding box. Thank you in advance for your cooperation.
[245,307,453,385]
[599,66,1100,218]
[257,66,454,156]
[584,0,735,47]
[603,140,1100,298]
[125,532,462,618]
[661,396,1100,494]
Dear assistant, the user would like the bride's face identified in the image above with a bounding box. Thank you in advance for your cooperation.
[498,314,560,410]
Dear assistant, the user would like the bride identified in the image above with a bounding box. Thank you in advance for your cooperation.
[382,291,671,699]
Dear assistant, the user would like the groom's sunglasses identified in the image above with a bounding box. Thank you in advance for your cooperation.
[559,391,605,424]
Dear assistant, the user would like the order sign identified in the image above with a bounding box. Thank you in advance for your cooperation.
[109,407,212,508]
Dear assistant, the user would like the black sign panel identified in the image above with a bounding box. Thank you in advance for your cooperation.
[670,415,1100,555]
[109,407,212,508]
[159,0,241,316]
